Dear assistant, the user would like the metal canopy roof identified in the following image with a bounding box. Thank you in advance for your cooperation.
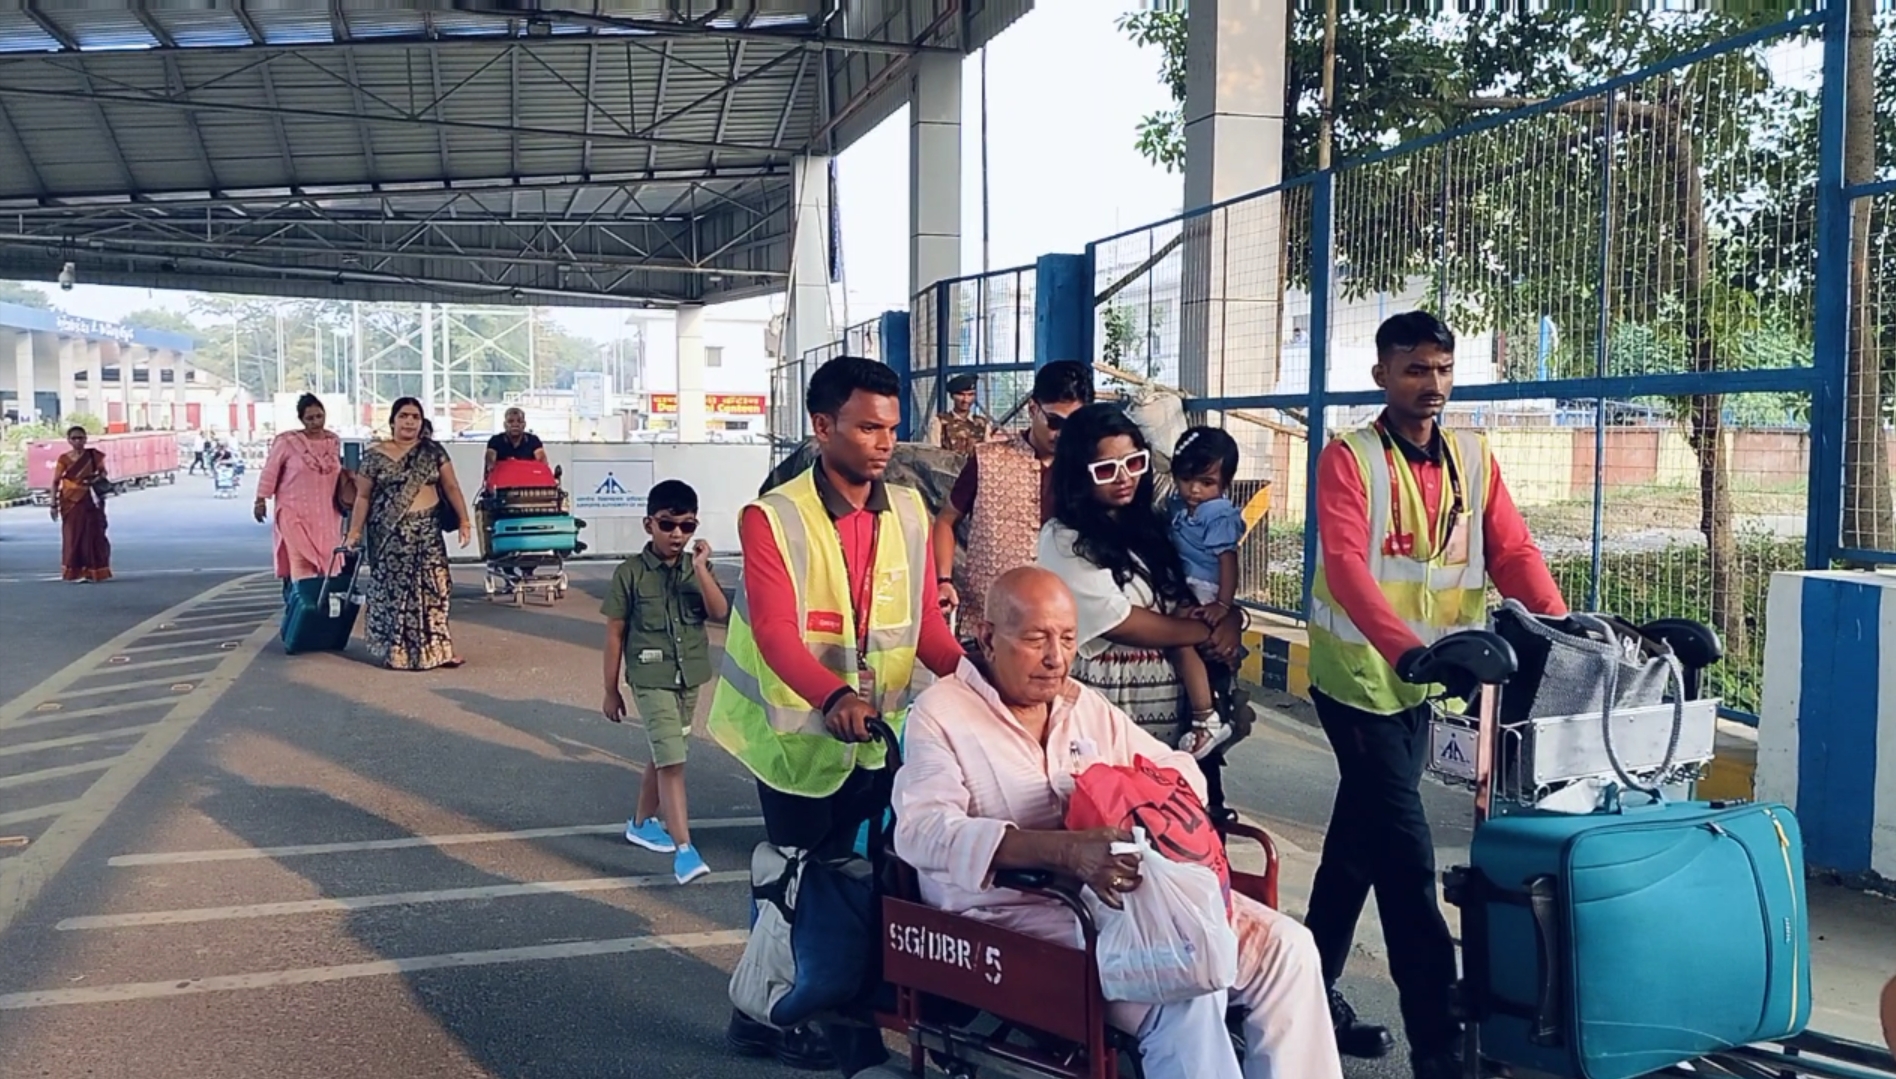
[0,0,1029,307]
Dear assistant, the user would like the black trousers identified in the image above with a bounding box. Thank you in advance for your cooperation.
[755,770,892,1077]
[1303,690,1459,1057]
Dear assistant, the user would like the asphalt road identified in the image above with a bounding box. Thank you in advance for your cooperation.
[0,482,1482,1079]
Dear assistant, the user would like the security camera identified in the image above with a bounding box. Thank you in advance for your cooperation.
[57,262,75,291]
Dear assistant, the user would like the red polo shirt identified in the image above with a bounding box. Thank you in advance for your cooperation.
[1317,418,1567,667]
[739,465,963,708]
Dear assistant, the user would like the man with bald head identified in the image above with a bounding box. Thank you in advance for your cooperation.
[892,567,1341,1079]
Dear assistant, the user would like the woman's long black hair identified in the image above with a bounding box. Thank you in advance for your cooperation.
[1048,403,1192,607]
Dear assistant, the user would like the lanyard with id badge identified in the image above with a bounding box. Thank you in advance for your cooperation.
[843,515,881,709]
[1375,423,1469,566]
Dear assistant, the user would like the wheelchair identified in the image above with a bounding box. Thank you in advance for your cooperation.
[872,815,1280,1079]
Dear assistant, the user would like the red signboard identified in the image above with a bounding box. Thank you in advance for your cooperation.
[648,393,765,416]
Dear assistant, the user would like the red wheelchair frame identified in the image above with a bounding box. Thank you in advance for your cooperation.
[875,820,1281,1079]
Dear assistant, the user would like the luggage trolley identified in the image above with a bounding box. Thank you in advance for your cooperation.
[1405,614,1895,1079]
[478,459,586,606]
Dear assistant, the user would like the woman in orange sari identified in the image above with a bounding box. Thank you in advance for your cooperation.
[49,426,112,583]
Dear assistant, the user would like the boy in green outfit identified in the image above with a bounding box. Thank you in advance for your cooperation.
[601,479,729,884]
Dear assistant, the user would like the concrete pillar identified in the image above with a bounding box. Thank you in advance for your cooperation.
[675,304,708,443]
[783,155,838,367]
[84,340,104,420]
[56,336,78,421]
[907,51,962,298]
[150,348,172,428]
[12,329,35,422]
[117,344,136,425]
[1179,0,1287,483]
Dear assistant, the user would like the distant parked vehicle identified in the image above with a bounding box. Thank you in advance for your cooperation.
[25,431,178,506]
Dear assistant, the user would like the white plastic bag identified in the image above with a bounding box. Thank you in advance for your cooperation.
[1087,828,1240,1004]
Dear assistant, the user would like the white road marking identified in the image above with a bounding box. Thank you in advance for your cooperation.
[57,870,749,930]
[0,758,116,790]
[74,654,226,676]
[0,573,266,730]
[116,638,248,656]
[0,726,159,758]
[38,675,202,701]
[166,605,281,623]
[0,929,750,1010]
[110,816,767,866]
[0,801,82,827]
[0,576,278,937]
[3,700,176,730]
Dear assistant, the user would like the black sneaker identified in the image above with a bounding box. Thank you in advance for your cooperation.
[1329,988,1395,1059]
[726,1009,778,1058]
[775,1024,838,1071]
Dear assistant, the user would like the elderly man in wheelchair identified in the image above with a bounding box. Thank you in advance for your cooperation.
[883,566,1343,1079]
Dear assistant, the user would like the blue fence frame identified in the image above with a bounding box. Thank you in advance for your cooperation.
[888,4,1891,723]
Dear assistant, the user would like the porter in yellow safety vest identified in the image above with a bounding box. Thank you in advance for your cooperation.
[1308,424,1493,715]
[706,466,931,798]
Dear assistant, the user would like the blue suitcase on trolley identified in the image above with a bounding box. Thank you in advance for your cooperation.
[489,515,580,555]
[281,549,361,655]
[1463,797,1811,1079]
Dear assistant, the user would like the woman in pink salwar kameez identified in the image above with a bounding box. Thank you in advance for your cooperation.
[255,393,347,582]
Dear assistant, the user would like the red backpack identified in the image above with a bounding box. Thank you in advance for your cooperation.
[1065,755,1232,916]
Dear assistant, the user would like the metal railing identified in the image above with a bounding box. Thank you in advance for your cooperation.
[1081,7,1891,723]
[768,317,882,464]
[910,264,1039,439]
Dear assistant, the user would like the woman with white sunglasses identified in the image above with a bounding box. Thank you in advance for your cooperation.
[1033,403,1249,810]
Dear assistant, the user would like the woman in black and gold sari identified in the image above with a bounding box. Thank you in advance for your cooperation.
[49,426,112,583]
[345,397,473,670]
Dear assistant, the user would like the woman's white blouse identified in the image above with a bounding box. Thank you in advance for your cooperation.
[1035,521,1157,659]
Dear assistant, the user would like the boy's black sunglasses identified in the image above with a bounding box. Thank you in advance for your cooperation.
[650,518,699,534]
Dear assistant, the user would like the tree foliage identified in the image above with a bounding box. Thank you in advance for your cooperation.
[0,280,56,309]
[1118,5,1896,649]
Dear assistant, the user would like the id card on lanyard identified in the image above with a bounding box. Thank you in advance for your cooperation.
[841,512,881,707]
[1375,422,1467,564]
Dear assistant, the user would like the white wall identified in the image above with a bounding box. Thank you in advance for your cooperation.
[440,439,770,560]
[632,311,774,396]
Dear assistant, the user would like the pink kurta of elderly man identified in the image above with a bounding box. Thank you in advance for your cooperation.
[892,631,1344,1079]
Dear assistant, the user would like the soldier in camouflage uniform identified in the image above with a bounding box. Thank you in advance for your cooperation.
[932,361,1096,636]
[926,373,995,455]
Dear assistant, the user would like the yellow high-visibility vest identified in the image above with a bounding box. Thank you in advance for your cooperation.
[706,467,930,797]
[1308,424,1492,715]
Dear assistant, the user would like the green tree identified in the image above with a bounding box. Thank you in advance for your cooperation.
[0,280,56,309]
[1119,7,1858,652]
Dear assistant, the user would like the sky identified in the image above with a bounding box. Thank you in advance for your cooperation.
[4,0,1182,369]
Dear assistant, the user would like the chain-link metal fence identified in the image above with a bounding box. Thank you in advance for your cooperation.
[1083,9,1887,721]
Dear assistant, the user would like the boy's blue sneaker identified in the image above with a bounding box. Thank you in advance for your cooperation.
[673,844,710,885]
[624,816,676,853]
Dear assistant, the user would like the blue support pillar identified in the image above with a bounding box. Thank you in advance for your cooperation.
[1806,0,1850,569]
[1033,252,1094,368]
[881,309,914,441]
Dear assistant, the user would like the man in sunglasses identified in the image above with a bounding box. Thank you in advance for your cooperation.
[1306,311,1567,1078]
[709,355,964,1078]
[601,480,727,886]
[932,360,1095,635]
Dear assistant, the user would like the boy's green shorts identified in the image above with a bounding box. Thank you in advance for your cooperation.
[632,686,699,768]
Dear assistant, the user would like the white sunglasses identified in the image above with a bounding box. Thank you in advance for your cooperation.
[1089,450,1151,486]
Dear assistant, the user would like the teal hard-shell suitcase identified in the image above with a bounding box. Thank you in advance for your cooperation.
[1463,798,1810,1079]
[281,549,361,655]
[489,514,581,555]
